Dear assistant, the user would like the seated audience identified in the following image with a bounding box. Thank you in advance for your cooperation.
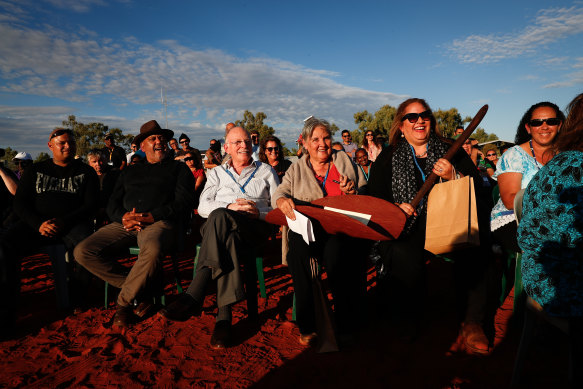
[204,139,223,170]
[102,133,127,170]
[259,135,291,184]
[517,93,583,385]
[184,150,206,207]
[354,148,372,182]
[87,149,120,226]
[12,152,33,179]
[361,130,381,162]
[367,98,493,353]
[74,120,195,328]
[272,117,366,346]
[491,102,564,253]
[160,126,279,349]
[0,128,99,331]
[518,93,583,317]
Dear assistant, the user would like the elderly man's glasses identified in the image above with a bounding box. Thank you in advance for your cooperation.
[265,147,278,152]
[528,118,561,127]
[402,110,431,123]
[229,139,252,147]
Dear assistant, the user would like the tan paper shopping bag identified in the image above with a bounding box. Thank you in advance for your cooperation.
[424,175,480,255]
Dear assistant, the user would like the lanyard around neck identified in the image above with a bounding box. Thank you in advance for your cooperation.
[409,144,426,182]
[529,140,541,170]
[309,159,331,196]
[358,164,369,180]
[221,162,260,194]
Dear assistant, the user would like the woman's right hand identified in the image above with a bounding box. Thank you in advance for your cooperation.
[276,197,296,220]
[396,202,417,217]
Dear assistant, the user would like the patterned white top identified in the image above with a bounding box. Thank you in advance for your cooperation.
[490,145,540,231]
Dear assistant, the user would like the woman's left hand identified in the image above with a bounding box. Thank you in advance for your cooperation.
[432,158,455,180]
[338,174,356,195]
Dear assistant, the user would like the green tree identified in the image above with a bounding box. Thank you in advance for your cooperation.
[35,152,51,163]
[472,128,499,143]
[353,104,397,143]
[1,147,18,171]
[234,111,275,140]
[434,108,465,138]
[61,115,132,157]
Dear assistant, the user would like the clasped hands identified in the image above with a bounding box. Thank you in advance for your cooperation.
[122,208,155,232]
[227,198,259,218]
[39,218,64,238]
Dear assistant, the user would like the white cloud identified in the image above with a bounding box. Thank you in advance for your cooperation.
[0,17,407,152]
[543,58,583,88]
[447,6,583,64]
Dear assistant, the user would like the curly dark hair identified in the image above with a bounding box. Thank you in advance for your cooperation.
[514,101,565,144]
[259,135,284,164]
[554,93,583,153]
[389,98,440,146]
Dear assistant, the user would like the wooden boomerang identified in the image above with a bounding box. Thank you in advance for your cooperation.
[410,104,488,209]
[266,195,406,241]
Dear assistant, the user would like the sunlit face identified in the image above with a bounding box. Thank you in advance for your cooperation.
[264,140,279,164]
[341,132,352,144]
[184,153,196,169]
[88,155,105,175]
[179,138,190,150]
[141,134,168,163]
[399,102,431,147]
[307,126,332,163]
[355,150,369,166]
[365,132,374,142]
[169,139,179,150]
[486,150,498,161]
[225,127,252,165]
[462,140,472,155]
[525,106,561,147]
[131,144,138,152]
[48,133,76,164]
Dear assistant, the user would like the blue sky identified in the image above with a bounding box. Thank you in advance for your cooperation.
[1,0,582,157]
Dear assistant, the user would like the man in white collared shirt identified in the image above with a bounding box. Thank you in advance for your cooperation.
[160,126,279,349]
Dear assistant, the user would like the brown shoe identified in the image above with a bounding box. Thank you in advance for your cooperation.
[462,322,489,354]
[134,301,155,318]
[113,304,135,328]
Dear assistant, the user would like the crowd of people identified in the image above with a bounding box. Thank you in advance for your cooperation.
[0,95,581,371]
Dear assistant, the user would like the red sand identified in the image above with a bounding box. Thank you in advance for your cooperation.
[0,238,570,388]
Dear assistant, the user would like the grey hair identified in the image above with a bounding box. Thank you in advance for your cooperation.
[87,148,104,160]
[301,116,331,143]
[225,124,247,139]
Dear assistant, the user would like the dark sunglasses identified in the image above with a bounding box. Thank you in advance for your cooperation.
[342,134,351,137]
[50,129,73,139]
[184,157,194,161]
[179,140,189,144]
[265,147,279,152]
[402,110,432,123]
[486,153,496,157]
[528,118,561,127]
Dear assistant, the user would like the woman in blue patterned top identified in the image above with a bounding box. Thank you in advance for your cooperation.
[518,93,583,318]
[491,102,565,252]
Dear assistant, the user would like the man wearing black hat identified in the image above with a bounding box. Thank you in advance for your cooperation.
[74,120,195,328]
[102,133,127,170]
[0,129,99,332]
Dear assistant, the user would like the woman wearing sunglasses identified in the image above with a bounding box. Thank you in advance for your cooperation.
[184,151,206,205]
[490,102,565,253]
[361,130,382,162]
[367,98,492,353]
[259,135,291,184]
[479,147,499,178]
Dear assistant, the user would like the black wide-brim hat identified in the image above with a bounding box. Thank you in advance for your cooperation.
[133,120,174,146]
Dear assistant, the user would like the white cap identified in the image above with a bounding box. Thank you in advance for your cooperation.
[13,151,32,161]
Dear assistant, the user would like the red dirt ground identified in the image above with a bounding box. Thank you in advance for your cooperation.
[0,236,571,388]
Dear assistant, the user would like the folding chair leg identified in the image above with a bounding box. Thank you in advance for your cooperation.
[256,256,266,299]
[193,244,201,279]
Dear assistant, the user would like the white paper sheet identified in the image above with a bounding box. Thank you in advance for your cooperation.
[285,210,315,244]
